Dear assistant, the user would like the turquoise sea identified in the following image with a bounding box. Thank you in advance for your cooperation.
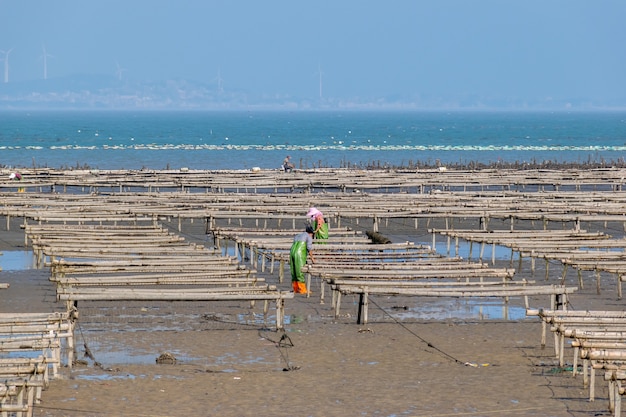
[1,110,625,170]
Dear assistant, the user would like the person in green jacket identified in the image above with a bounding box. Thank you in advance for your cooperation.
[289,225,316,294]
[307,207,328,241]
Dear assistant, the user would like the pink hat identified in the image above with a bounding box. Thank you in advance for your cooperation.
[307,207,321,218]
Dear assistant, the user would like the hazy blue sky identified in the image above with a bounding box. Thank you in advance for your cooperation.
[0,0,624,103]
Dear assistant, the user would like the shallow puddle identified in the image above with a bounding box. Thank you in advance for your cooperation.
[390,298,528,321]
[0,250,37,270]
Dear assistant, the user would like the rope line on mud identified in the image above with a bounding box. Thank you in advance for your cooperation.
[33,404,171,417]
[74,319,104,370]
[257,329,300,371]
[199,312,273,329]
[189,315,301,371]
[368,296,466,366]
[517,347,572,417]
[408,406,554,416]
[188,313,301,370]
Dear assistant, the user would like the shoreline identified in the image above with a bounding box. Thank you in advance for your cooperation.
[5,158,626,172]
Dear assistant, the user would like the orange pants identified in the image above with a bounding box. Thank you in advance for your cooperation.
[292,281,308,294]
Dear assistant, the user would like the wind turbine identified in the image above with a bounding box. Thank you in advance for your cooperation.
[0,48,14,83]
[115,61,126,81]
[40,44,54,80]
[315,64,323,99]
[213,67,224,93]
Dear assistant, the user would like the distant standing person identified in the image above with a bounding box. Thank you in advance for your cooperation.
[307,207,329,241]
[289,225,315,294]
[9,172,24,192]
[282,155,294,172]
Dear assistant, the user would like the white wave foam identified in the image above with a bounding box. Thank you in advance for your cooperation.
[30,144,626,152]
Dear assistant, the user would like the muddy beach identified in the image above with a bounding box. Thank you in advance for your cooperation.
[1,208,623,417]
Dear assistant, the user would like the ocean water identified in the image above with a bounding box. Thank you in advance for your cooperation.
[0,110,625,170]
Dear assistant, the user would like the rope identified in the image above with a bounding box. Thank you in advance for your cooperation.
[368,296,466,366]
[75,320,103,369]
[33,404,171,417]
[258,329,300,371]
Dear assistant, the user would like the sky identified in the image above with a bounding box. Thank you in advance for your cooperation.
[0,0,625,104]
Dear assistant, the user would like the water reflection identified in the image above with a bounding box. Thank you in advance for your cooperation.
[392,298,527,321]
[0,250,36,271]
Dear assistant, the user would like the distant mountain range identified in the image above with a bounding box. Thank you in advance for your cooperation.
[0,75,621,111]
